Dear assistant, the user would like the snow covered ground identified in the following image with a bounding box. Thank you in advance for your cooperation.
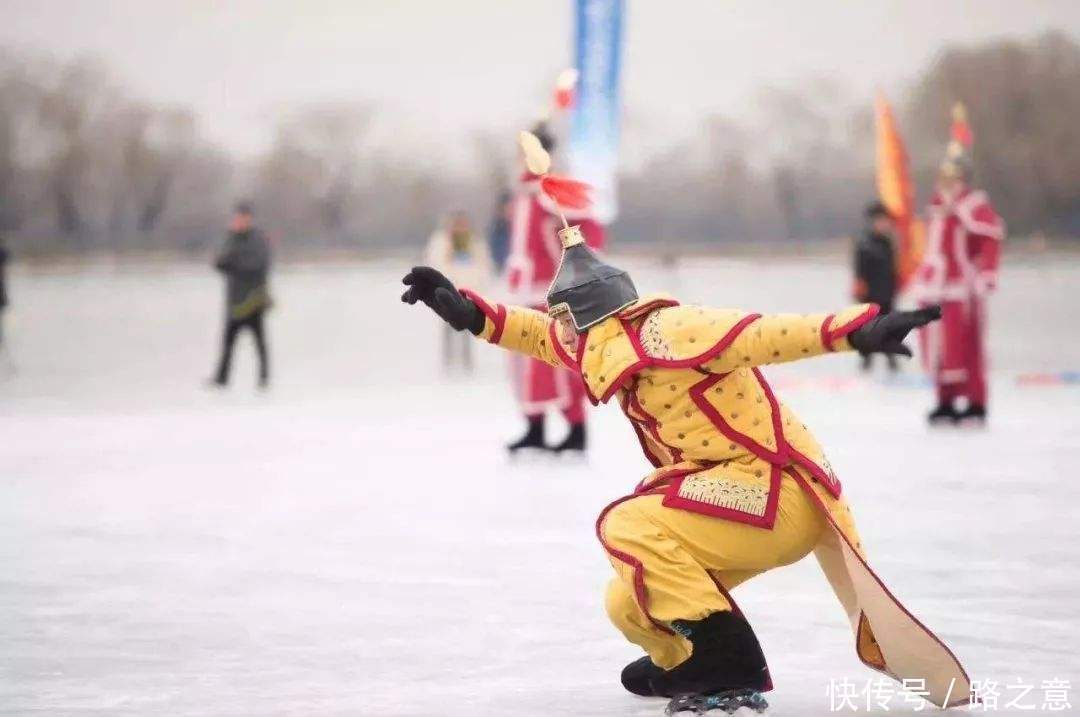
[1,255,1078,716]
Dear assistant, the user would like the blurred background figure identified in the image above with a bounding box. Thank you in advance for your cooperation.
[487,190,513,274]
[912,105,1004,426]
[423,210,492,372]
[503,123,606,456]
[210,202,273,389]
[853,201,898,372]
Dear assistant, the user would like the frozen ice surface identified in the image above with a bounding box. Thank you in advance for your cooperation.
[1,256,1078,716]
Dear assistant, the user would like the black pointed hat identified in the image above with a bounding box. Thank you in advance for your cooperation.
[547,225,638,332]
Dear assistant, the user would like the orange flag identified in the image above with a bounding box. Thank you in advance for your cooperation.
[874,92,924,289]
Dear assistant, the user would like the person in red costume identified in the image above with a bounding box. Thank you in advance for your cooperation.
[912,104,1004,425]
[503,123,606,454]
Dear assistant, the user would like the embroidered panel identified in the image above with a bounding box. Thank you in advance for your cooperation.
[676,471,770,518]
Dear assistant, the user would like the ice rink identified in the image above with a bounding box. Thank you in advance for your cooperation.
[2,254,1078,716]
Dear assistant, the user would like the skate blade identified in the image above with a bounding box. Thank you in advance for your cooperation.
[665,690,768,716]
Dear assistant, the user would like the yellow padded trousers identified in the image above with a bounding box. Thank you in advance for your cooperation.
[600,473,832,670]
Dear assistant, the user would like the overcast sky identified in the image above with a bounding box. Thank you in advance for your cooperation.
[2,0,1078,164]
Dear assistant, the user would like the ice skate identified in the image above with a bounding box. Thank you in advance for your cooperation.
[507,416,551,456]
[665,689,769,715]
[927,401,959,425]
[649,612,769,701]
[956,403,986,426]
[620,655,667,697]
[552,422,586,457]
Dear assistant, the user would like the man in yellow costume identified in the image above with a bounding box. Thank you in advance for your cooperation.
[401,137,973,715]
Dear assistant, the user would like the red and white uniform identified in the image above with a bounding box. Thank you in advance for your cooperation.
[505,172,606,421]
[913,185,1004,407]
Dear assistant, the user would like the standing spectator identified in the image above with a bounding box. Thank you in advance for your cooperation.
[912,104,1004,425]
[210,203,273,389]
[423,211,492,371]
[501,123,605,455]
[853,202,899,372]
[487,190,512,273]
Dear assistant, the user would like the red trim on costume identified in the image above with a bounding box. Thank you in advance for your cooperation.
[634,466,685,494]
[619,297,680,322]
[621,317,649,358]
[820,314,837,352]
[661,464,781,529]
[595,491,675,636]
[826,304,881,351]
[591,312,763,406]
[647,314,763,370]
[576,339,602,406]
[547,321,579,370]
[687,374,787,465]
[626,383,683,466]
[578,318,651,405]
[598,357,653,404]
[748,368,842,496]
[620,392,664,469]
[785,467,973,708]
[753,368,790,458]
[787,445,842,498]
[460,289,506,344]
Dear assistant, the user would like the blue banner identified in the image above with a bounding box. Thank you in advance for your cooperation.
[570,0,624,224]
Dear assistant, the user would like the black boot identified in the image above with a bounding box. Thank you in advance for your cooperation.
[507,416,548,454]
[620,655,667,697]
[552,422,586,454]
[649,611,769,698]
[927,401,959,425]
[957,403,987,425]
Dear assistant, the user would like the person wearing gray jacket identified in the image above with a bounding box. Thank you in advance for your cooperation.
[210,203,272,388]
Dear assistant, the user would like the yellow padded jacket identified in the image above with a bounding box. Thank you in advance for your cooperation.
[460,290,979,707]
[461,290,879,529]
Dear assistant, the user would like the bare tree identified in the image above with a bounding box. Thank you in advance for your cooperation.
[905,31,1080,234]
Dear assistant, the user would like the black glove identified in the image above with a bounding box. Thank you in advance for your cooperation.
[401,266,485,335]
[848,305,942,357]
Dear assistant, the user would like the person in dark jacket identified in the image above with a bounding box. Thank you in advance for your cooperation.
[487,190,512,273]
[853,202,899,372]
[210,203,272,388]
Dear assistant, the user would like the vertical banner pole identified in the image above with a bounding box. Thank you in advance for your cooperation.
[569,0,625,225]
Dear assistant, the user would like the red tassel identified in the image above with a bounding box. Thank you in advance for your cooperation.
[553,86,575,110]
[540,175,592,210]
[951,119,973,148]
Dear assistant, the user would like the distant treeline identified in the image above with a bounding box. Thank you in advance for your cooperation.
[1,32,1077,256]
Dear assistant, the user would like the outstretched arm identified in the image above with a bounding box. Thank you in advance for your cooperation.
[696,305,877,373]
[675,304,940,374]
[401,266,569,368]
